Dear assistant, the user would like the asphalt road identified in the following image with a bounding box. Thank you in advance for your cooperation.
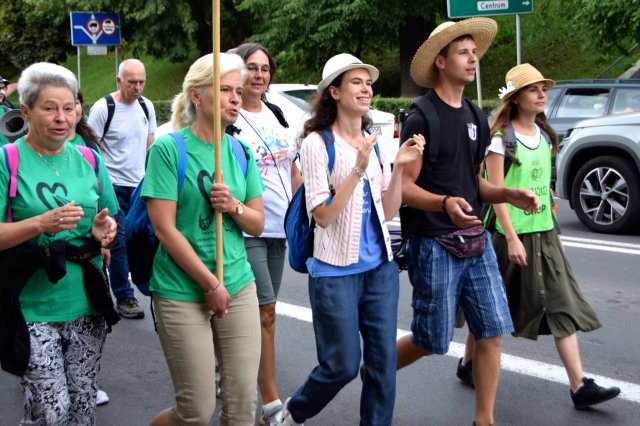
[1,198,639,425]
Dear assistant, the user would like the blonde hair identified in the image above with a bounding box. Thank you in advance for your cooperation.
[170,53,246,129]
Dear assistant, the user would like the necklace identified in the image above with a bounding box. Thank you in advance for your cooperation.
[37,150,69,176]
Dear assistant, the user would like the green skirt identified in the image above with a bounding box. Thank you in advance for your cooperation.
[492,229,601,340]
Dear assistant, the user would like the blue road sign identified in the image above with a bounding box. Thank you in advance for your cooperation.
[70,12,121,46]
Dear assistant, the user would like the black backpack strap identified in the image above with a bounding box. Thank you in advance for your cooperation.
[138,97,150,120]
[102,95,116,137]
[225,124,240,136]
[465,98,489,175]
[103,96,149,138]
[501,121,519,176]
[264,100,289,128]
[411,93,440,164]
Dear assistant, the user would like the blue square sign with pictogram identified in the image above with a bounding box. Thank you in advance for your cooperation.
[70,12,121,46]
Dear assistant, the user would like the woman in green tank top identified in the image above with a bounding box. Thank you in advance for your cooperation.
[458,64,620,411]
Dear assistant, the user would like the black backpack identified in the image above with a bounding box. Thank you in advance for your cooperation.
[393,92,489,270]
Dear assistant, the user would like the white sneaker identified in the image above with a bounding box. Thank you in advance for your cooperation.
[259,401,284,426]
[96,389,110,406]
[281,398,303,425]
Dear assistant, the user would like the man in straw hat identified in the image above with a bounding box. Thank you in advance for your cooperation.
[396,18,539,426]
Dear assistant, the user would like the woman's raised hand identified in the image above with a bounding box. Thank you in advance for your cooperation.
[394,134,425,167]
[355,131,380,172]
[92,208,117,248]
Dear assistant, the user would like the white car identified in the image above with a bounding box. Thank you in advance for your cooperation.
[267,84,400,164]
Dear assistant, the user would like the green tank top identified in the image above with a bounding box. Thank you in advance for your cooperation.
[495,130,554,235]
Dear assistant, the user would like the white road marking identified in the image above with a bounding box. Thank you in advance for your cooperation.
[386,219,640,255]
[276,301,640,404]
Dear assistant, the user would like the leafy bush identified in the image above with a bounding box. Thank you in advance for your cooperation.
[373,96,501,117]
[155,101,172,125]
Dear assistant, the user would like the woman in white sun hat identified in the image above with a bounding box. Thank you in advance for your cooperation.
[280,53,424,426]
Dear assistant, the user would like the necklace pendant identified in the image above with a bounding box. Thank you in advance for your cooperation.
[55,170,59,176]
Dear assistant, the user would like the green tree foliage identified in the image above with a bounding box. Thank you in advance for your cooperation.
[238,0,445,95]
[0,0,251,69]
[576,0,640,53]
[0,0,71,68]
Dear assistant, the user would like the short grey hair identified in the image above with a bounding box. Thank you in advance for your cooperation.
[18,62,78,109]
[118,58,145,80]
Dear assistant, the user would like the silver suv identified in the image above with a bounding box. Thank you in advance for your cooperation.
[555,112,640,233]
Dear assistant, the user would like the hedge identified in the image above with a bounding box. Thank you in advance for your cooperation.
[153,97,501,126]
[372,96,501,117]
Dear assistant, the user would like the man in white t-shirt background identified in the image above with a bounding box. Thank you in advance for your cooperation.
[89,58,157,319]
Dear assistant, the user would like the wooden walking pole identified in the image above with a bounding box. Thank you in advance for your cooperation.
[213,0,223,285]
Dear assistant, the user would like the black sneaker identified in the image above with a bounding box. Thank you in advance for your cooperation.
[456,358,474,388]
[570,377,620,409]
[116,297,145,319]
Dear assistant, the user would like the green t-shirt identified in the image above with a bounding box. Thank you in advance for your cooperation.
[141,128,265,301]
[68,133,87,147]
[496,132,554,235]
[0,139,119,322]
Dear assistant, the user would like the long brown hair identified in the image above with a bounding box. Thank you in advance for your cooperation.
[302,73,372,140]
[75,91,100,152]
[489,87,558,161]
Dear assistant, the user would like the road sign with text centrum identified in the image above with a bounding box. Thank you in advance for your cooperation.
[447,0,533,18]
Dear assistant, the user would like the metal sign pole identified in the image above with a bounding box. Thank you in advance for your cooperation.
[77,46,81,87]
[516,14,522,64]
[115,46,119,89]
[476,63,482,109]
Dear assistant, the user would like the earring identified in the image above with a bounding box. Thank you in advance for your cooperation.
[195,103,200,108]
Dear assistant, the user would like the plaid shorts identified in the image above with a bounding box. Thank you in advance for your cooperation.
[408,233,513,354]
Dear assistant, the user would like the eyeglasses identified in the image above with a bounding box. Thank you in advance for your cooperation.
[246,64,271,75]
[0,86,6,91]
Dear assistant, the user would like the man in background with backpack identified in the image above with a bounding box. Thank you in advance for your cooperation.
[395,18,539,426]
[89,58,157,319]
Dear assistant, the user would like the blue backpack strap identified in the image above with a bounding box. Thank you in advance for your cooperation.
[320,129,335,172]
[75,145,102,194]
[169,132,187,190]
[319,129,337,203]
[227,134,248,178]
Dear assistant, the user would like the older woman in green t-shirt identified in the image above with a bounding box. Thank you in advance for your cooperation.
[0,62,118,424]
[144,53,265,426]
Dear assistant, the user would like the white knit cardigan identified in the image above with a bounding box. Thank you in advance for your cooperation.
[300,131,393,266]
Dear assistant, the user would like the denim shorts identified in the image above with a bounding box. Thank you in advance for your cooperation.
[408,233,513,354]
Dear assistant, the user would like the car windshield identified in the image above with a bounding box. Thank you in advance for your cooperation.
[277,89,316,110]
[545,87,560,116]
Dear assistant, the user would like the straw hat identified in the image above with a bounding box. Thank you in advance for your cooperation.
[498,63,555,102]
[410,18,498,88]
[317,53,379,93]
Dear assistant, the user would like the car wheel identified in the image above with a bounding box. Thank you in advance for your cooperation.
[570,156,640,233]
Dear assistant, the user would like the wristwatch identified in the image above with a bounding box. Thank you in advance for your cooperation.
[235,201,245,215]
